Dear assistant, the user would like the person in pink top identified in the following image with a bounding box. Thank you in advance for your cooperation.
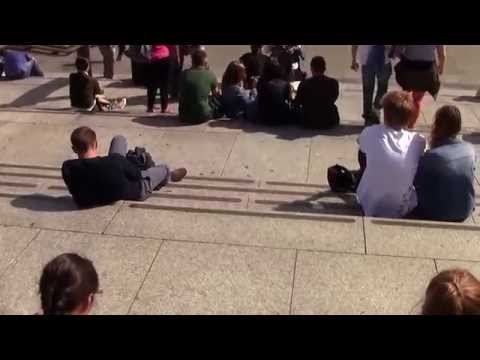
[146,45,171,112]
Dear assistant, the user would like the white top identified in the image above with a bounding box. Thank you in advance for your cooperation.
[356,124,426,218]
[357,45,391,66]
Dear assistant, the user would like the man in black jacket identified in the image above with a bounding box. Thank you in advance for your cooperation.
[62,126,187,208]
[293,56,340,129]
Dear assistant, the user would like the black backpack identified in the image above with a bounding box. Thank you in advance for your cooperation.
[327,164,356,193]
[126,147,155,171]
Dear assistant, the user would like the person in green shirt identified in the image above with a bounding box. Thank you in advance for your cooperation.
[178,49,220,124]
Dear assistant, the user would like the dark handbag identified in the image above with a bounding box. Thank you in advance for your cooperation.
[327,164,357,193]
[126,147,156,171]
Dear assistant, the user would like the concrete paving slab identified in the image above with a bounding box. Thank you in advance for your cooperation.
[153,131,236,177]
[248,191,362,217]
[105,204,365,253]
[291,251,436,315]
[0,229,161,315]
[435,259,480,278]
[0,123,75,166]
[308,136,359,184]
[0,225,39,276]
[422,99,480,129]
[365,217,480,261]
[222,133,310,182]
[129,240,295,314]
[0,191,122,233]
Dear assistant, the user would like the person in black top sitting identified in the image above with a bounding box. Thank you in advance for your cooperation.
[293,56,340,129]
[69,57,127,112]
[256,59,293,125]
[62,126,187,208]
[239,45,270,89]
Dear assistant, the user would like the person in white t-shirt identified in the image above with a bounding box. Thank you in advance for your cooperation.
[356,90,426,218]
[351,45,392,126]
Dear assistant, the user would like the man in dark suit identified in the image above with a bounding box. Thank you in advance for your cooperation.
[293,56,340,129]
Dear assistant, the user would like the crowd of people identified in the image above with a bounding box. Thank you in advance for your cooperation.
[35,252,480,315]
[2,45,478,314]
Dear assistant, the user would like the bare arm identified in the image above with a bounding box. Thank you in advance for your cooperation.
[436,45,446,75]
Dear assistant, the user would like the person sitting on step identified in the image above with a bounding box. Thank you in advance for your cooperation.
[356,90,426,218]
[293,56,340,130]
[62,126,187,208]
[69,57,126,112]
[409,105,475,222]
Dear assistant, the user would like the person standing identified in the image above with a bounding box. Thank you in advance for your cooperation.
[146,45,171,113]
[351,45,392,126]
[392,45,446,128]
[98,45,115,79]
[167,45,181,99]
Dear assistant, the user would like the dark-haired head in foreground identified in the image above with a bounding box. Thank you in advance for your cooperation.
[39,253,99,315]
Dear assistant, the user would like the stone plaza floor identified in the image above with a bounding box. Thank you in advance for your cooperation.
[1,72,480,314]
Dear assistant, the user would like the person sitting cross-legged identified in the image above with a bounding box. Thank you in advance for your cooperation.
[62,126,187,208]
[293,56,340,129]
[69,57,126,112]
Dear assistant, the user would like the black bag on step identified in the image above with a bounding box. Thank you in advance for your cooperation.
[126,147,156,171]
[327,164,356,193]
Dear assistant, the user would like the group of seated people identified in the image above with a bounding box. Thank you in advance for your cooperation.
[355,90,475,223]
[221,46,340,129]
[67,45,340,130]
[36,252,480,315]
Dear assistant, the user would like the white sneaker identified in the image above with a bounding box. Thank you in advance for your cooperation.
[116,98,127,110]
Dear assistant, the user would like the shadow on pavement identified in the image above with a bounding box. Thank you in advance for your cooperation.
[453,96,480,103]
[132,115,197,128]
[0,78,69,108]
[10,194,79,212]
[272,191,362,216]
[208,119,363,140]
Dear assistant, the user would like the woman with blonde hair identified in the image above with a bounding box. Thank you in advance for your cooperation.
[411,104,475,222]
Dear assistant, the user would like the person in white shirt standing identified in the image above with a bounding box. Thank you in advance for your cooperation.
[351,45,392,126]
[356,90,426,218]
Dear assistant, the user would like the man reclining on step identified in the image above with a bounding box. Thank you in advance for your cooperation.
[62,126,187,208]
[69,57,126,112]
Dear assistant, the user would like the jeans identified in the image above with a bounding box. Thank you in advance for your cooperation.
[108,135,170,201]
[361,63,392,118]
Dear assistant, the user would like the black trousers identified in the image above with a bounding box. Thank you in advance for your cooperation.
[147,58,170,111]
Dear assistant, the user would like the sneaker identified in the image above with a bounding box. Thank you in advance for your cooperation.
[170,168,187,182]
[112,98,127,110]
